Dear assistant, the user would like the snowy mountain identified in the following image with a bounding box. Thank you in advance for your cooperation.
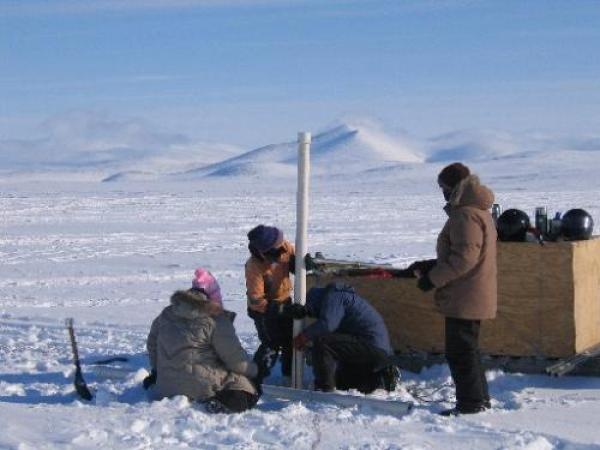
[0,111,242,178]
[167,124,600,183]
[4,113,600,186]
[426,130,522,162]
[425,129,600,162]
[178,121,424,179]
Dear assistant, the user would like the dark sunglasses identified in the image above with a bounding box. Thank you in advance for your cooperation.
[264,246,285,258]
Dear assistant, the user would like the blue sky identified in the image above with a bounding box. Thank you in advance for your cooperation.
[1,0,599,147]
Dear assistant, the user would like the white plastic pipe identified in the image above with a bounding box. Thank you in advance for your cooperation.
[292,131,311,389]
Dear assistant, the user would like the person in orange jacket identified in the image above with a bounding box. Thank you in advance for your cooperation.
[245,224,295,378]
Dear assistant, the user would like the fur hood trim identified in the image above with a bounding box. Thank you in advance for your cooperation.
[449,174,494,210]
[170,290,222,319]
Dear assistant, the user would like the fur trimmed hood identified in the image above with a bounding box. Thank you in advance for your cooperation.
[429,174,498,320]
[147,291,256,401]
[449,174,494,211]
[170,290,223,320]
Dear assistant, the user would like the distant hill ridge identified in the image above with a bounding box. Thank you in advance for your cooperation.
[3,112,600,182]
[179,122,424,179]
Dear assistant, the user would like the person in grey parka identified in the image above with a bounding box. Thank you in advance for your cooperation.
[145,289,262,413]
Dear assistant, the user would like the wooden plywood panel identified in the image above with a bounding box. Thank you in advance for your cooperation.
[308,238,600,358]
[573,239,600,351]
[489,241,576,357]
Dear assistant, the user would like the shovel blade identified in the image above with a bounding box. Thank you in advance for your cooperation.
[74,367,93,401]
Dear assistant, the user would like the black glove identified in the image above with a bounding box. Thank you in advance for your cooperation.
[253,346,278,385]
[304,253,319,272]
[281,303,307,319]
[408,259,437,275]
[143,369,157,390]
[268,300,288,318]
[417,274,435,292]
[223,310,237,323]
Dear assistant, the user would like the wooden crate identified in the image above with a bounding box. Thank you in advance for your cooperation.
[308,238,600,358]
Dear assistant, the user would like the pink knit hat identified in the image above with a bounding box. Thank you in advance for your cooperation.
[191,268,223,306]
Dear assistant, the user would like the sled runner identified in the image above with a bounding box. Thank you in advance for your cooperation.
[546,343,600,376]
[262,384,412,417]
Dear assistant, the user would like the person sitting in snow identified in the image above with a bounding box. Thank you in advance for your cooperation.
[245,224,295,380]
[285,282,398,393]
[144,288,269,413]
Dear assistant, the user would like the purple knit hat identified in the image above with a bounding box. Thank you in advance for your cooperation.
[247,225,284,253]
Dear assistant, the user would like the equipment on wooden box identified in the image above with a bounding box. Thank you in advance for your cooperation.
[561,208,594,241]
[491,203,502,226]
[535,206,548,236]
[546,212,563,241]
[496,209,530,242]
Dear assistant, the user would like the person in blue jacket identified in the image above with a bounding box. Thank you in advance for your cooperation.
[286,283,396,393]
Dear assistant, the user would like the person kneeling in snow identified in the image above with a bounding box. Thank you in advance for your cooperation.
[286,283,398,394]
[145,289,268,413]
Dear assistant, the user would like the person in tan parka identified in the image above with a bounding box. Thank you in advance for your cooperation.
[412,162,497,416]
[146,289,261,413]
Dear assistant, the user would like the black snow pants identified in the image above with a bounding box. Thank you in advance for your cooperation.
[311,333,390,393]
[445,317,490,410]
[248,299,293,377]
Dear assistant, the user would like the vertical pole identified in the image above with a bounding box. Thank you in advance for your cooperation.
[292,131,311,389]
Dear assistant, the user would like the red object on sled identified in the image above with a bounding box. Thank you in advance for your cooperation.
[366,268,394,279]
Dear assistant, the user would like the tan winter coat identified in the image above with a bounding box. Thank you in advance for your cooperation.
[427,175,498,320]
[245,240,295,313]
[147,290,258,401]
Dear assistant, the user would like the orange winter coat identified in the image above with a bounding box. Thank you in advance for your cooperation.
[428,175,498,320]
[245,240,295,313]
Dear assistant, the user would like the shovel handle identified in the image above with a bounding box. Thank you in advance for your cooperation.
[66,318,82,368]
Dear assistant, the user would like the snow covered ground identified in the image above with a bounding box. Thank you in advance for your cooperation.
[2,154,600,449]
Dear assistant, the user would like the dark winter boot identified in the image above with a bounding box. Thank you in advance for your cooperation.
[204,397,232,414]
[204,390,259,414]
[439,401,491,417]
[380,365,401,392]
